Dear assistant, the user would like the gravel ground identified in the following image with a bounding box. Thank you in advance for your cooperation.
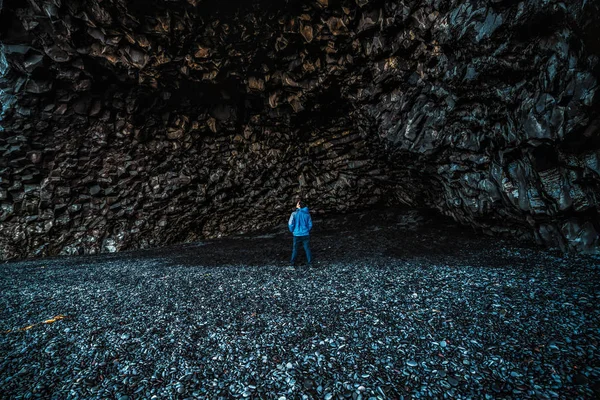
[1,209,599,399]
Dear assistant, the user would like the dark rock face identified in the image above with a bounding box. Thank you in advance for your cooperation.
[0,0,599,259]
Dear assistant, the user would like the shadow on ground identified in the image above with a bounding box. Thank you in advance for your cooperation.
[33,208,553,269]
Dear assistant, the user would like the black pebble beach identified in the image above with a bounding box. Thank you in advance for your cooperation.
[1,210,599,399]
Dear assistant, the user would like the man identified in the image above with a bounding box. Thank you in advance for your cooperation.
[288,200,313,266]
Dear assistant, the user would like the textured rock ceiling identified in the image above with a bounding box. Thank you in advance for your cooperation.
[0,0,599,259]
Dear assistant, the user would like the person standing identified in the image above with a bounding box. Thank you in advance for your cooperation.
[288,200,313,266]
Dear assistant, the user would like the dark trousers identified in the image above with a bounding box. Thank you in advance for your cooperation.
[291,235,312,264]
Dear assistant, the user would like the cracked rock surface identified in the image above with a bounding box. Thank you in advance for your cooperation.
[1,210,599,398]
[1,0,599,259]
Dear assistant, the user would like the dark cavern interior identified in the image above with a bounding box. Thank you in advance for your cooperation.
[1,0,600,398]
[1,0,599,259]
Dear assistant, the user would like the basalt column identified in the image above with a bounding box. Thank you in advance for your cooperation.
[1,0,599,260]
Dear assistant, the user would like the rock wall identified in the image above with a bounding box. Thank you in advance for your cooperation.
[1,0,599,259]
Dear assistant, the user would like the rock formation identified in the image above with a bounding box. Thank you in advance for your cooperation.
[1,0,599,259]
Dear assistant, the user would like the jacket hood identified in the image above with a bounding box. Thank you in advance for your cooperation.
[298,207,309,213]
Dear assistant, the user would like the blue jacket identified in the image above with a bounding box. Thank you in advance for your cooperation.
[289,207,313,237]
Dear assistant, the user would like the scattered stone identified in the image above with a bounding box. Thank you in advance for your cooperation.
[0,214,598,398]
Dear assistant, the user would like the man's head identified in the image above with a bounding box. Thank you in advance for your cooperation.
[297,200,306,209]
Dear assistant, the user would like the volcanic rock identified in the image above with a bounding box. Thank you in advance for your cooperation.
[0,0,599,259]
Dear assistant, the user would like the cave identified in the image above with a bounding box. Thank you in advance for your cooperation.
[1,0,599,259]
[1,0,600,398]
